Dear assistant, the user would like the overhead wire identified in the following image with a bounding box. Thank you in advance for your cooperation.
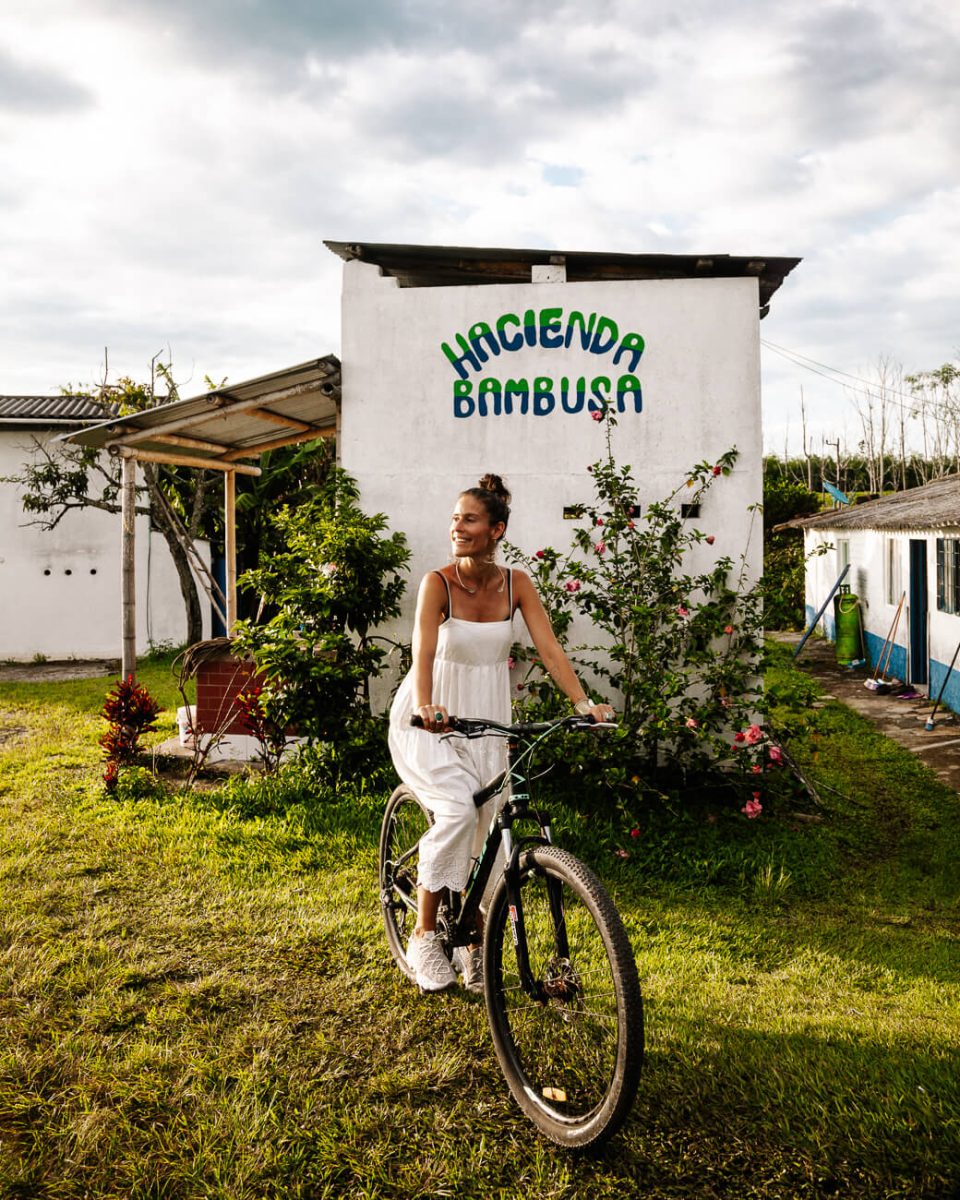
[760,339,945,414]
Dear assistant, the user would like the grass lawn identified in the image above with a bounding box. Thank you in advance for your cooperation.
[0,647,958,1199]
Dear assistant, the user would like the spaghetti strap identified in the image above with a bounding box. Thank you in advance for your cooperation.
[507,568,514,618]
[433,569,453,621]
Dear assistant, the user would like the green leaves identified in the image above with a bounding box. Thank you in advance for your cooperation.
[231,469,410,747]
[507,406,766,801]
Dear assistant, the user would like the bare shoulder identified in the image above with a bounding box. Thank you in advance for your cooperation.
[417,569,450,611]
[510,568,539,603]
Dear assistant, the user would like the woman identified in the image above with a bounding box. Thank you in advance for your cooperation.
[388,474,615,993]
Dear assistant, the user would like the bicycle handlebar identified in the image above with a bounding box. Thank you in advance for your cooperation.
[410,713,615,736]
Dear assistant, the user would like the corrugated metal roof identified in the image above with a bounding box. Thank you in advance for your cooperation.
[0,395,119,424]
[324,240,802,316]
[791,475,960,533]
[61,357,341,469]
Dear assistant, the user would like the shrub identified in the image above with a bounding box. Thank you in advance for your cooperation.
[505,406,770,807]
[99,676,162,792]
[231,469,409,751]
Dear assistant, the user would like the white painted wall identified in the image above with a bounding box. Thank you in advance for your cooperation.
[338,260,764,693]
[0,429,210,659]
[804,524,960,707]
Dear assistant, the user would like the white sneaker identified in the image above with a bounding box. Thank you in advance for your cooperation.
[453,945,484,993]
[407,931,457,992]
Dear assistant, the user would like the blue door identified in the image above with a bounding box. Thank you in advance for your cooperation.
[909,539,928,685]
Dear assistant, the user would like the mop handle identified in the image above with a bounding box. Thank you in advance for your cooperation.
[879,594,905,680]
[929,639,960,723]
[873,592,905,681]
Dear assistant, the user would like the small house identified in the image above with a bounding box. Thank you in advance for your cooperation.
[0,395,209,660]
[797,476,960,711]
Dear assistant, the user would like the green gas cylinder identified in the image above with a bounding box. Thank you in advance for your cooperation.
[834,586,863,664]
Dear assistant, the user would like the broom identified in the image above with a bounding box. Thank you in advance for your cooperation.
[925,639,960,730]
[864,593,905,693]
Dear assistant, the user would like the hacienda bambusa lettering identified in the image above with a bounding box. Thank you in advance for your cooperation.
[441,308,645,419]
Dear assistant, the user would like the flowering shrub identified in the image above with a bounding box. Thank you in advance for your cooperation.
[100,676,162,792]
[231,469,409,749]
[235,684,289,773]
[505,403,771,808]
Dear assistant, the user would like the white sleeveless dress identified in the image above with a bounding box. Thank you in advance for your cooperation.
[388,571,514,894]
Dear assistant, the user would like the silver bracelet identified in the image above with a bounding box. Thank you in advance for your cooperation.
[574,698,593,716]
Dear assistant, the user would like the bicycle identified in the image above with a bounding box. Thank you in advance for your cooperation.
[378,713,644,1150]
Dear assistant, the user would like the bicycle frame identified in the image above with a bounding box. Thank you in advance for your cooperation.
[441,717,592,1000]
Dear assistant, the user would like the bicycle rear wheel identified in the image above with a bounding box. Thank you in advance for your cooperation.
[484,845,643,1149]
[379,785,431,980]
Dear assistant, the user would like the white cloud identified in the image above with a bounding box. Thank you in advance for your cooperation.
[0,0,956,461]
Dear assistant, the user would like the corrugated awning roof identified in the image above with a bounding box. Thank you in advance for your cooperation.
[0,395,119,424]
[59,357,341,474]
[324,240,801,317]
[788,475,960,533]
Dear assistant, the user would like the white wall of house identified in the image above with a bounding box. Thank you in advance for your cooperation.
[0,429,210,659]
[339,260,765,693]
[804,525,960,709]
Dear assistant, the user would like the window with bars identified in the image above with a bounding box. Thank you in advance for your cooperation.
[885,538,902,605]
[936,538,960,614]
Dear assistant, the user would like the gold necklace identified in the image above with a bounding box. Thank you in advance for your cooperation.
[455,561,505,594]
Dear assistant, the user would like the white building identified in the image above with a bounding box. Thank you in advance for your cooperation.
[328,241,800,669]
[798,476,960,711]
[0,396,209,660]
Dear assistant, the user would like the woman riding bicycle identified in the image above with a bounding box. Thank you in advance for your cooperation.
[387,473,615,993]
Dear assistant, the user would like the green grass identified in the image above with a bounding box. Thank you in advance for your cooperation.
[0,649,958,1198]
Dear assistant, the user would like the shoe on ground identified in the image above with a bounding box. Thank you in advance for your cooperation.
[453,945,484,993]
[407,930,457,992]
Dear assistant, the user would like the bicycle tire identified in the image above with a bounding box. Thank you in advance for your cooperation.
[483,845,643,1150]
[379,785,431,981]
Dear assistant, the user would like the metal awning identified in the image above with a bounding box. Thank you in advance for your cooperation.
[57,356,341,677]
[63,356,340,473]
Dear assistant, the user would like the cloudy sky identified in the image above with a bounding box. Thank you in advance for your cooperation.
[1,0,957,454]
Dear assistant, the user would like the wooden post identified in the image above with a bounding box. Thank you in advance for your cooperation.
[121,453,137,679]
[224,468,237,632]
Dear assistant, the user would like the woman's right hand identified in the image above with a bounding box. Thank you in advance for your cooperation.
[416,704,449,733]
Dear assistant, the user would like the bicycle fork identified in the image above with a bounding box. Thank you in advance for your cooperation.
[501,803,569,1003]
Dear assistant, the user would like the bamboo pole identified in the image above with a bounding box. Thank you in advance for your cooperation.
[224,469,237,631]
[115,447,261,476]
[121,454,137,679]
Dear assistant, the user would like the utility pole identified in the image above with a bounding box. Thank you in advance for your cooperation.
[825,438,842,499]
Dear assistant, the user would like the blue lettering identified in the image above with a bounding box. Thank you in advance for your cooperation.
[589,317,619,356]
[533,377,555,416]
[539,307,563,350]
[505,379,529,415]
[588,376,611,411]
[560,375,586,414]
[616,374,643,413]
[479,378,501,416]
[523,309,537,348]
[496,312,523,353]
[613,332,645,373]
[442,333,483,381]
[468,321,500,364]
[454,380,475,418]
[565,310,596,350]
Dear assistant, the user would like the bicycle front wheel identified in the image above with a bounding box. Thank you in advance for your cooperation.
[379,785,431,981]
[484,846,643,1150]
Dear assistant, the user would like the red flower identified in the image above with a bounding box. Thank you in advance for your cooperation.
[535,549,545,559]
[595,541,606,555]
[630,827,640,839]
[564,580,581,593]
[705,535,715,545]
[591,411,604,422]
[596,517,604,526]
[724,624,734,634]
[712,465,722,476]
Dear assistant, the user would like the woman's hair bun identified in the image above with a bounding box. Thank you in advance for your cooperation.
[478,473,511,503]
